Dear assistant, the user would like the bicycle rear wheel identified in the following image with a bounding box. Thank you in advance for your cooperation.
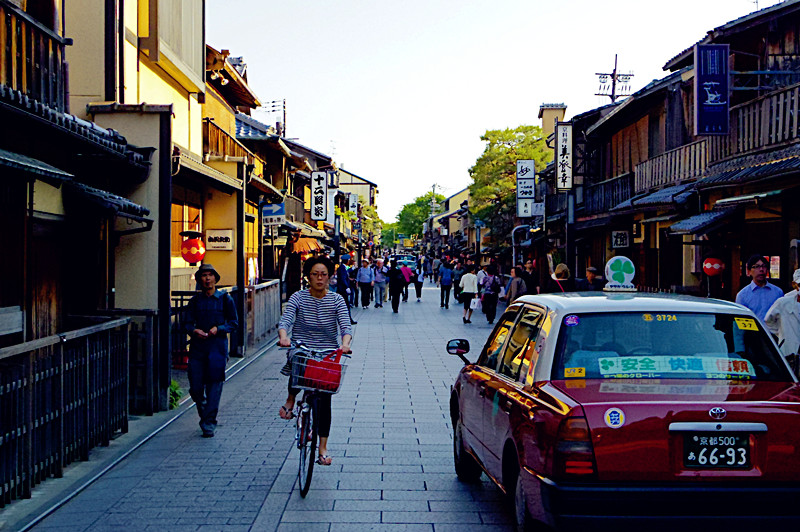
[298,399,317,497]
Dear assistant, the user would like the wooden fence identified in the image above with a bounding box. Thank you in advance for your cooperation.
[0,318,130,508]
[0,0,70,112]
[246,280,281,348]
[635,139,708,193]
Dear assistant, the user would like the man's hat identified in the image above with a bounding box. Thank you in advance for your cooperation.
[586,266,598,273]
[195,263,220,282]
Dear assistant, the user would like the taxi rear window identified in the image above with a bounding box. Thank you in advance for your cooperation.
[553,312,790,381]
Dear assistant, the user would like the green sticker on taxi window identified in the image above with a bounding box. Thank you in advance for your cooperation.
[565,367,586,378]
[735,317,758,331]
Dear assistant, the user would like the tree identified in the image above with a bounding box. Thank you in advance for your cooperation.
[397,191,445,238]
[381,222,398,249]
[468,125,551,245]
[360,200,383,243]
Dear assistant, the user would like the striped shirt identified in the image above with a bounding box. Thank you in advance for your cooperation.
[278,290,352,350]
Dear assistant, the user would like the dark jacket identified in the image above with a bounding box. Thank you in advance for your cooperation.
[545,277,575,294]
[183,289,239,381]
[388,267,407,294]
[336,264,351,293]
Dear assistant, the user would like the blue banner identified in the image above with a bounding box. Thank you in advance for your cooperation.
[694,44,730,136]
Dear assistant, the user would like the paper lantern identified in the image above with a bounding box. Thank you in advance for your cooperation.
[181,238,206,265]
[703,257,724,277]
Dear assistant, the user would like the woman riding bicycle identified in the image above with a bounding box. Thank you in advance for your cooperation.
[277,255,352,466]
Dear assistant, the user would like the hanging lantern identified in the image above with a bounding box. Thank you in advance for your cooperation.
[180,230,206,265]
[703,257,724,277]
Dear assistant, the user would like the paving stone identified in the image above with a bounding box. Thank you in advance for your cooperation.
[381,511,482,524]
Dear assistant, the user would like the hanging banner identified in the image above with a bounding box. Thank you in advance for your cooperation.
[694,44,730,136]
[348,192,358,213]
[516,160,536,218]
[555,122,573,191]
[311,171,327,221]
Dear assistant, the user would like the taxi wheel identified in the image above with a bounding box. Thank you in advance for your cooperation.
[453,419,482,482]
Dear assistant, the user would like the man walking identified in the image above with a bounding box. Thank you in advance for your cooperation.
[183,264,238,438]
[400,261,414,302]
[336,256,357,324]
[388,260,406,313]
[439,261,454,309]
[735,254,783,322]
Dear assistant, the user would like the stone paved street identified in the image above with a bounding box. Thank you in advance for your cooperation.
[32,286,513,531]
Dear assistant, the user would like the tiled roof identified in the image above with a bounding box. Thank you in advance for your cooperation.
[669,209,737,235]
[66,182,150,218]
[235,113,275,140]
[611,182,694,211]
[698,144,800,187]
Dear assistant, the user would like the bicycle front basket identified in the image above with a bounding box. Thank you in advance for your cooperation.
[290,352,347,393]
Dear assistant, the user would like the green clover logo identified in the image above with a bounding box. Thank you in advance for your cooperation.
[609,258,634,283]
[600,359,616,371]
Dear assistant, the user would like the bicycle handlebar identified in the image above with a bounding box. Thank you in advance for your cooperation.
[281,340,352,358]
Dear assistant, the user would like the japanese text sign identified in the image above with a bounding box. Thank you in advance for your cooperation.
[348,192,358,213]
[261,203,286,226]
[311,171,328,221]
[555,123,573,190]
[694,44,730,136]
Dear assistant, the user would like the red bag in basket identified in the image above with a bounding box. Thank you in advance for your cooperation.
[303,350,343,391]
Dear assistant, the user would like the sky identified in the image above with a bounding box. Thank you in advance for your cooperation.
[206,0,783,222]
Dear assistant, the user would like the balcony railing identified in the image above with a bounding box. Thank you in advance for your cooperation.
[204,118,255,161]
[630,83,800,193]
[285,194,304,223]
[583,173,634,215]
[0,0,70,112]
[0,318,130,507]
[635,139,708,193]
[708,81,800,161]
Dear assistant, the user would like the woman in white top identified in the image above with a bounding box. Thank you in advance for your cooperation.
[764,268,800,365]
[459,264,479,324]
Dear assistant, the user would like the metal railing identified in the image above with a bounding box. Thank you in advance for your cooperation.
[635,139,708,193]
[246,280,281,349]
[0,318,130,507]
[0,0,70,112]
[171,287,241,369]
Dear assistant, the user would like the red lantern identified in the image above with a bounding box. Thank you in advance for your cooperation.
[703,257,724,277]
[181,238,206,265]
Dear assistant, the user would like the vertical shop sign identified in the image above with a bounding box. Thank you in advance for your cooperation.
[694,44,730,136]
[516,160,537,218]
[349,192,358,213]
[555,122,573,190]
[311,171,327,220]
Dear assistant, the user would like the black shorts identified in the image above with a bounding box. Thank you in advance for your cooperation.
[461,292,476,310]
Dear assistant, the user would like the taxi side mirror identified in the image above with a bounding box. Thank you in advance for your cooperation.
[447,339,471,365]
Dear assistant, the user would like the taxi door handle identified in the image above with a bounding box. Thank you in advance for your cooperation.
[500,400,513,413]
[478,383,487,397]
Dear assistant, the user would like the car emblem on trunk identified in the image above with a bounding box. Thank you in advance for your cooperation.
[709,407,727,420]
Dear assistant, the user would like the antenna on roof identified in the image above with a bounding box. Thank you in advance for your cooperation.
[595,54,634,103]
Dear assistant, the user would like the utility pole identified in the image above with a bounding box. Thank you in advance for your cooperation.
[595,54,634,103]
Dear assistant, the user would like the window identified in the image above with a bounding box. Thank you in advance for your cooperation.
[477,311,518,371]
[554,312,790,381]
[499,308,543,381]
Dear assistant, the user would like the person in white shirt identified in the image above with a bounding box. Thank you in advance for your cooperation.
[764,268,800,371]
[459,265,479,324]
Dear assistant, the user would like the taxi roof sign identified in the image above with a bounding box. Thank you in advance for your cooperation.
[604,256,636,292]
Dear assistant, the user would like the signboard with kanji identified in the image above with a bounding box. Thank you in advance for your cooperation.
[348,193,358,213]
[612,230,630,248]
[694,44,730,136]
[261,203,285,226]
[311,171,328,221]
[555,122,573,191]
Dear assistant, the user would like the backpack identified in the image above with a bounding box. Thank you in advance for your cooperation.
[486,275,500,294]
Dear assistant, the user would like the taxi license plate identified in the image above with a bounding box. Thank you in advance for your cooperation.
[684,432,750,468]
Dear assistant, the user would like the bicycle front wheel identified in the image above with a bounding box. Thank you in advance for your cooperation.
[298,401,317,497]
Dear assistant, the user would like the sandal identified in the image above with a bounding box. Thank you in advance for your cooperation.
[315,455,332,466]
[279,405,295,420]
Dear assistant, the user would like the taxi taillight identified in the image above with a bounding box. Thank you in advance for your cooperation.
[554,415,597,478]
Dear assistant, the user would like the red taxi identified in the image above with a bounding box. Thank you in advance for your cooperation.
[447,285,800,530]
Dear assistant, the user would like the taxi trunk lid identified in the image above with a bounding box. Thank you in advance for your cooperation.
[553,379,800,482]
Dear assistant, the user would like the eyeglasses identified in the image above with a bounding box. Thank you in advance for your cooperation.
[750,263,767,270]
[308,272,329,278]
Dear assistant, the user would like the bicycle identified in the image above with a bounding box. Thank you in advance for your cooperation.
[285,341,350,497]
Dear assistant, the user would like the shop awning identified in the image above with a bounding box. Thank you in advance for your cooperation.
[300,223,327,239]
[669,209,737,235]
[714,189,783,207]
[698,145,800,188]
[294,237,323,253]
[65,182,151,220]
[0,148,72,184]
[611,182,694,212]
[177,151,243,191]
[249,175,283,198]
